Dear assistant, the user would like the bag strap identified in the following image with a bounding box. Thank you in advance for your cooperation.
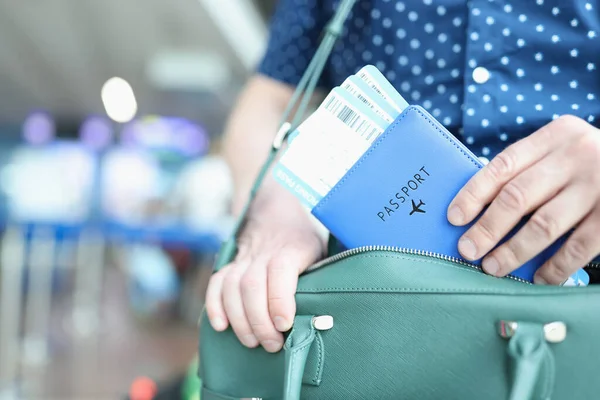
[213,0,358,272]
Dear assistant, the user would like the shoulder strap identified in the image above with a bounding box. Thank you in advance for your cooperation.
[214,0,357,271]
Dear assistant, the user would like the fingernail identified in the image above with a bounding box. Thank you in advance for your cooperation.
[458,237,477,260]
[262,340,283,353]
[212,317,226,331]
[273,316,290,332]
[534,275,548,285]
[482,256,499,276]
[242,334,259,348]
[448,205,465,225]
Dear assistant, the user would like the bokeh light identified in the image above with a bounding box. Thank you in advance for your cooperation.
[22,111,56,145]
[80,115,114,150]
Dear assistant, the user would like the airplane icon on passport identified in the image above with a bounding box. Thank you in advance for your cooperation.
[410,199,426,215]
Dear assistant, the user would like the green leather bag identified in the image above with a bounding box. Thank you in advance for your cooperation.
[200,249,600,400]
[198,2,600,398]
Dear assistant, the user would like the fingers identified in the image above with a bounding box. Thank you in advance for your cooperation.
[535,207,600,285]
[204,210,325,352]
[480,183,595,278]
[267,257,299,334]
[222,261,260,348]
[448,123,558,226]
[268,237,324,332]
[241,259,283,353]
[205,238,321,352]
[266,248,304,333]
[457,154,570,262]
[447,116,600,284]
[205,268,229,331]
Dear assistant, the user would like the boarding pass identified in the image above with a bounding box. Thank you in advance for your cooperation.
[273,65,408,209]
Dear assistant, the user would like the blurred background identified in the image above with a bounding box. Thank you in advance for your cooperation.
[0,0,278,399]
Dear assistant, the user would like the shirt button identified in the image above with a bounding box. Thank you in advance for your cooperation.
[472,67,490,84]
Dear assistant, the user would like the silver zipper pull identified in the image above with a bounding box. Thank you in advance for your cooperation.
[312,315,334,330]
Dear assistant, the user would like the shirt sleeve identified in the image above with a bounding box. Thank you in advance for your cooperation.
[256,0,332,89]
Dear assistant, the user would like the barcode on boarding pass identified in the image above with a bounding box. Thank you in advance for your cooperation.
[322,95,383,141]
[342,82,371,107]
[341,81,392,122]
[357,71,387,100]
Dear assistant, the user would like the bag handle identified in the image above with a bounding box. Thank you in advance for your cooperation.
[282,315,317,400]
[281,315,334,400]
[500,320,567,400]
[279,319,565,400]
[213,0,358,272]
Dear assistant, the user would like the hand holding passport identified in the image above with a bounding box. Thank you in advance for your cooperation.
[273,65,589,286]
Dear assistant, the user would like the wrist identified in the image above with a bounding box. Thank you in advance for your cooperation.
[255,178,328,234]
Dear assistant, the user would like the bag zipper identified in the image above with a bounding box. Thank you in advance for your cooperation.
[305,246,598,284]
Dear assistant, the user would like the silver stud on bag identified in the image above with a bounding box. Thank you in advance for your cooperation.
[543,321,567,343]
[312,315,334,330]
[498,320,567,343]
[498,320,519,339]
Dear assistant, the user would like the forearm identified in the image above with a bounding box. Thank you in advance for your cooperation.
[221,75,292,214]
[223,75,325,217]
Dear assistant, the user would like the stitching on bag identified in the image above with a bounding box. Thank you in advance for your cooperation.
[288,344,297,389]
[284,328,296,350]
[298,286,592,295]
[288,337,313,392]
[300,327,313,343]
[295,341,313,353]
[314,107,481,210]
[292,340,313,381]
[317,254,487,277]
[312,332,323,385]
[299,255,595,294]
[285,319,312,350]
[377,255,486,277]
[300,287,527,293]
[541,343,554,399]
[354,254,540,285]
[333,253,508,280]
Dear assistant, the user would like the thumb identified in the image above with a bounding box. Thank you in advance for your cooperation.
[267,239,323,332]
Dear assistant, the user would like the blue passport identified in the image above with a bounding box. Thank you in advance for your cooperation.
[312,105,586,283]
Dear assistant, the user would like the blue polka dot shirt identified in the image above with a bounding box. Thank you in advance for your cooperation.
[257,0,600,159]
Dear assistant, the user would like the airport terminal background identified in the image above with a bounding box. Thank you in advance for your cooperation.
[0,0,279,399]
